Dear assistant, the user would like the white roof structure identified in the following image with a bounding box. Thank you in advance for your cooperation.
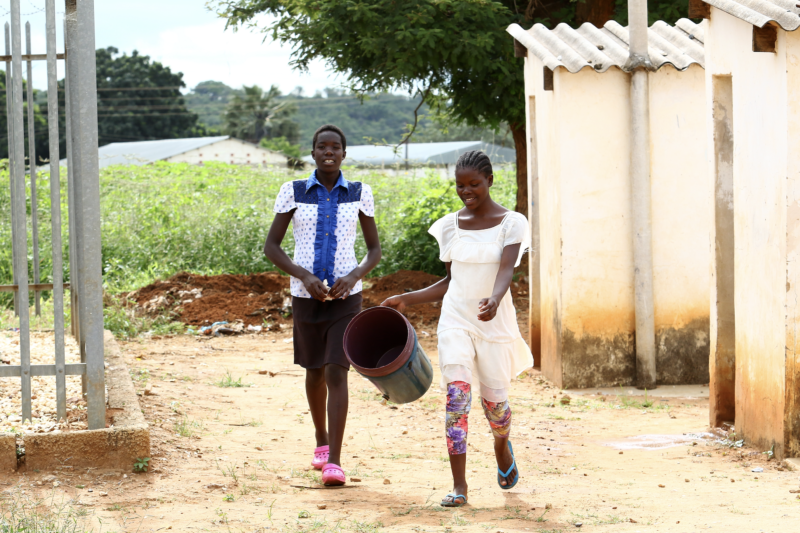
[302,141,516,167]
[507,18,704,73]
[702,0,800,30]
[92,136,229,168]
[69,136,237,168]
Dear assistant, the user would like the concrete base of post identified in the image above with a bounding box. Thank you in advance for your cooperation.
[0,330,149,472]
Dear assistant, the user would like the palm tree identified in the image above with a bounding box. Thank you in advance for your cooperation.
[223,85,298,144]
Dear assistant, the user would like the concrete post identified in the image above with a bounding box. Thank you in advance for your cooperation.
[627,0,657,389]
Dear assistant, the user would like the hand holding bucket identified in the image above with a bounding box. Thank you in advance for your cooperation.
[343,307,433,404]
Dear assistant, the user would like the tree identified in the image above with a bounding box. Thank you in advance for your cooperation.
[0,70,49,163]
[214,0,533,214]
[223,84,299,144]
[215,1,690,215]
[184,81,242,128]
[50,47,207,152]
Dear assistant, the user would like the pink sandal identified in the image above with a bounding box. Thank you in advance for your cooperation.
[312,445,329,470]
[321,463,346,486]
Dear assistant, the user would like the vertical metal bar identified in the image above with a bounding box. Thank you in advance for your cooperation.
[68,0,105,430]
[11,0,32,423]
[47,0,66,422]
[63,15,83,399]
[5,25,17,316]
[62,18,77,342]
[25,22,40,317]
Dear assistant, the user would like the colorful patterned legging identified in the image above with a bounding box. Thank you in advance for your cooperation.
[445,381,512,455]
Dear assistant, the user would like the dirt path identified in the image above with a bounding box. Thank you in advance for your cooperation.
[2,330,798,532]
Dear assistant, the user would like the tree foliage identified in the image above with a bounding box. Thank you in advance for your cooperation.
[184,81,241,128]
[223,84,300,144]
[215,0,527,135]
[0,70,49,162]
[54,47,208,150]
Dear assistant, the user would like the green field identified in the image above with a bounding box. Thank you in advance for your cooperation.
[0,162,517,308]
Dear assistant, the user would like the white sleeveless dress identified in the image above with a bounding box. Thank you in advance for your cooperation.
[428,211,534,401]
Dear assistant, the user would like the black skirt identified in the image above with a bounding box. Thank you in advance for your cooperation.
[292,294,362,369]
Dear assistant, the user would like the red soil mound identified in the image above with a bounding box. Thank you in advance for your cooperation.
[129,272,291,327]
[127,269,528,330]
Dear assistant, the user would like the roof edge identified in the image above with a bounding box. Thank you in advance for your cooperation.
[159,135,232,161]
[703,0,800,31]
[507,19,705,74]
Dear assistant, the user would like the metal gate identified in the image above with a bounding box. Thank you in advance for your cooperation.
[1,0,104,430]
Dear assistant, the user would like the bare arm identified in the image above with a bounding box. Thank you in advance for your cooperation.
[477,243,521,321]
[328,211,383,299]
[381,262,452,312]
[263,210,328,301]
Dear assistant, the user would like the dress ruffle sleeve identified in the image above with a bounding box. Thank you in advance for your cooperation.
[428,213,457,262]
[502,212,531,267]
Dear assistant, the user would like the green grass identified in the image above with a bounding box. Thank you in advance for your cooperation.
[215,370,247,388]
[174,416,204,438]
[0,490,95,532]
[0,162,517,336]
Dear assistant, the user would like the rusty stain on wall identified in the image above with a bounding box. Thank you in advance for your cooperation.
[656,317,710,385]
[786,340,800,458]
[561,328,636,389]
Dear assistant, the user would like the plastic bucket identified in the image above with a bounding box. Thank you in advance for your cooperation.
[343,306,433,404]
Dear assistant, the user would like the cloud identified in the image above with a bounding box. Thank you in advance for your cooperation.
[5,0,343,95]
[132,19,343,94]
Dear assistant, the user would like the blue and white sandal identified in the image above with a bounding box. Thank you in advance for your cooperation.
[497,440,519,490]
[440,493,467,507]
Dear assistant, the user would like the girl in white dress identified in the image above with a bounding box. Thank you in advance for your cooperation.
[381,151,533,507]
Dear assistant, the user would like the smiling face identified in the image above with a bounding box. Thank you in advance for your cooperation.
[311,131,346,173]
[455,167,493,210]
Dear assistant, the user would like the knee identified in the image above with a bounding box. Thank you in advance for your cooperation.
[481,398,512,437]
[306,368,325,387]
[324,365,348,389]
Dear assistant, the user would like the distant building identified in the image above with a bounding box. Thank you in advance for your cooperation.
[81,136,287,169]
[301,141,515,169]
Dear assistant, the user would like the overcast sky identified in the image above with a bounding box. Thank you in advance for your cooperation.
[0,0,342,94]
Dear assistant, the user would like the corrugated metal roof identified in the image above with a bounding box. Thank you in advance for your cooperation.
[84,136,230,168]
[703,0,800,31]
[301,141,516,167]
[507,18,704,74]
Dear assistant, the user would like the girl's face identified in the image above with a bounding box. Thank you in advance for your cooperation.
[455,168,493,210]
[312,131,346,172]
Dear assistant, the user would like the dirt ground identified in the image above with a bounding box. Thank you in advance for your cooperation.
[0,272,796,531]
[1,326,798,532]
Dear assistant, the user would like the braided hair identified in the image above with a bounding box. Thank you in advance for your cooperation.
[455,150,493,178]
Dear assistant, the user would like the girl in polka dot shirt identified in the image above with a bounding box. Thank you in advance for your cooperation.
[264,124,382,486]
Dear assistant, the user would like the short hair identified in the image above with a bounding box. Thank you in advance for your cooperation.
[455,150,493,178]
[312,124,347,150]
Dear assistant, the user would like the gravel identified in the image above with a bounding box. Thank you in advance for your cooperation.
[0,329,85,433]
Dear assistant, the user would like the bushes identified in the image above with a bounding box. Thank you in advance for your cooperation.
[376,180,461,277]
[0,162,516,304]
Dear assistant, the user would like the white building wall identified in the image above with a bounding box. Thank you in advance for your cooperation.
[649,63,711,382]
[527,57,709,388]
[527,56,563,386]
[706,7,789,456]
[784,24,800,460]
[556,67,637,389]
[166,138,287,167]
